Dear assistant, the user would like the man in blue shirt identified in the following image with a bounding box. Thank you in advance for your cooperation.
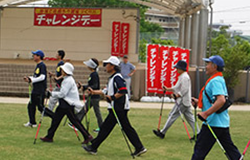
[191,55,241,160]
[120,55,136,99]
[23,50,54,127]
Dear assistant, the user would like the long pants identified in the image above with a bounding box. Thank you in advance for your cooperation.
[161,103,199,135]
[27,93,54,124]
[76,98,103,128]
[46,99,90,140]
[91,109,143,151]
[124,78,131,99]
[191,124,241,160]
[48,86,60,111]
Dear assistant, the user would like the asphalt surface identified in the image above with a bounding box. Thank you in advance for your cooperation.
[1,96,250,111]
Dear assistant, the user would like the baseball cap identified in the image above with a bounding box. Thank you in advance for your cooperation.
[203,55,224,67]
[32,50,44,58]
[103,56,120,67]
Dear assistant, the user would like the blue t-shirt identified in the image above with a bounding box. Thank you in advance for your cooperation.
[32,62,47,94]
[202,76,230,128]
[120,62,135,79]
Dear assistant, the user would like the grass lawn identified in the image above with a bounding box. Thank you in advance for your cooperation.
[0,103,249,160]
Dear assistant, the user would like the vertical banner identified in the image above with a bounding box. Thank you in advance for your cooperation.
[179,48,190,71]
[146,44,160,93]
[111,21,121,56]
[120,23,130,57]
[158,46,170,94]
[169,47,179,87]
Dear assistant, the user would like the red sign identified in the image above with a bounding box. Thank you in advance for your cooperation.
[111,21,121,56]
[146,44,190,94]
[120,23,130,57]
[146,44,160,93]
[34,8,102,27]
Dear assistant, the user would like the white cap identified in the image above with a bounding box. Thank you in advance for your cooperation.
[61,62,74,75]
[103,56,120,67]
[83,59,97,69]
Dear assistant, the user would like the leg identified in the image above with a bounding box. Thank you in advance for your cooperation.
[91,110,117,150]
[117,110,143,150]
[181,105,198,135]
[92,98,103,127]
[161,104,180,134]
[66,107,90,140]
[76,99,92,122]
[46,107,65,139]
[218,128,241,160]
[27,94,38,124]
[191,124,216,160]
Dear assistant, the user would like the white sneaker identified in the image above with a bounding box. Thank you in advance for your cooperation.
[23,122,37,128]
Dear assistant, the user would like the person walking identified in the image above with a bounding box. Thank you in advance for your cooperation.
[23,50,54,127]
[191,55,241,160]
[83,56,147,157]
[120,55,136,99]
[72,58,103,132]
[47,50,65,111]
[153,60,199,139]
[40,62,93,144]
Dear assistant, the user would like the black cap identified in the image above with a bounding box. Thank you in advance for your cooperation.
[123,55,128,59]
[174,60,187,71]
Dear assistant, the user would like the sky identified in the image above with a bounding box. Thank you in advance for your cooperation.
[29,0,250,35]
[212,0,250,35]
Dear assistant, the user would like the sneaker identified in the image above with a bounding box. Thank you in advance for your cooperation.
[153,130,165,139]
[40,137,53,142]
[68,123,78,131]
[93,128,100,133]
[82,135,93,144]
[82,145,97,155]
[23,122,37,128]
[131,147,147,157]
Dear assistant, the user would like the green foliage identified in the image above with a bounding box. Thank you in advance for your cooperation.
[208,29,250,89]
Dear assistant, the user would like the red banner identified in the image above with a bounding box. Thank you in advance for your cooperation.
[146,44,160,93]
[158,46,170,94]
[111,22,121,56]
[120,23,130,57]
[179,48,190,71]
[34,8,102,27]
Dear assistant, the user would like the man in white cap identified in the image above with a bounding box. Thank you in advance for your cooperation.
[71,58,103,132]
[83,56,147,157]
[40,62,93,144]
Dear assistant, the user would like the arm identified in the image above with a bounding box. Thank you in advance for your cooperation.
[198,95,226,119]
[52,78,71,99]
[29,74,46,83]
[128,69,136,77]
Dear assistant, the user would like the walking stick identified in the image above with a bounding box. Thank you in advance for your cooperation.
[28,84,32,104]
[157,92,165,131]
[86,96,91,132]
[193,100,198,141]
[198,114,231,160]
[111,104,134,159]
[239,139,250,160]
[33,97,49,144]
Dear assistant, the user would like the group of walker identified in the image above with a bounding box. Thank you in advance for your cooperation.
[23,49,246,159]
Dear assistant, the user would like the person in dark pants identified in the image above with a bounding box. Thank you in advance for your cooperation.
[83,56,147,157]
[48,50,65,111]
[23,50,54,127]
[72,58,103,132]
[40,62,93,144]
[191,55,241,160]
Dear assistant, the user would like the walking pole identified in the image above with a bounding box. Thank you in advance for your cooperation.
[28,84,32,104]
[86,96,91,132]
[72,125,81,141]
[33,97,49,144]
[157,91,165,131]
[111,104,134,159]
[198,114,231,160]
[239,139,250,160]
[193,100,198,141]
[173,95,191,141]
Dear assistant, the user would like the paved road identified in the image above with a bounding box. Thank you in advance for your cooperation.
[0,96,250,111]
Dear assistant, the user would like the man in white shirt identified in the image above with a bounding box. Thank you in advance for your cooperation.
[153,60,199,140]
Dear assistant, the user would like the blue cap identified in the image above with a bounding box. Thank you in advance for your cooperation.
[203,55,224,67]
[32,50,44,58]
